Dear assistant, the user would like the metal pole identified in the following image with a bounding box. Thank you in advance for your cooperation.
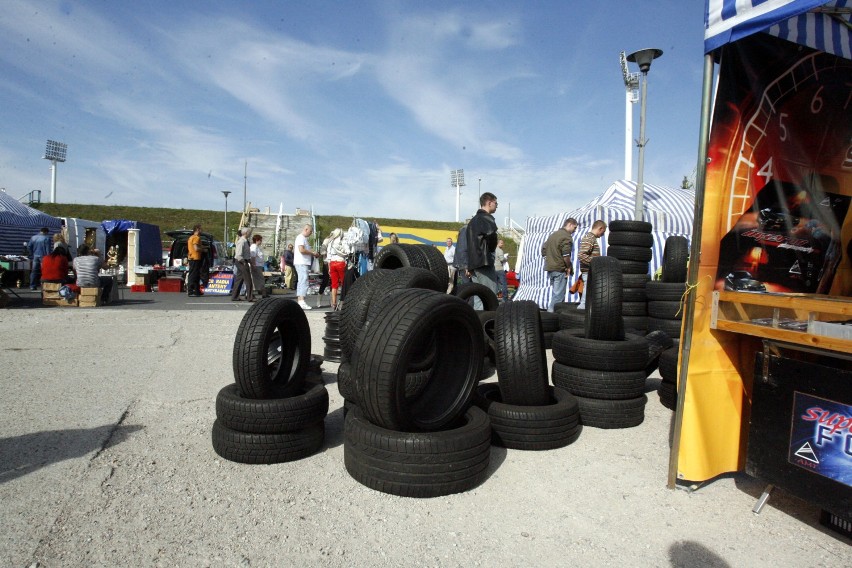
[243,160,247,212]
[50,161,57,203]
[224,197,228,244]
[667,53,716,489]
[634,72,648,220]
[455,181,460,223]
[625,91,634,181]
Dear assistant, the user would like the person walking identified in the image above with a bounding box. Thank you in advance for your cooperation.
[27,227,52,290]
[576,220,606,309]
[281,244,295,289]
[294,224,320,310]
[444,237,456,294]
[230,228,254,302]
[250,234,268,298]
[542,217,578,312]
[323,228,349,310]
[494,239,509,302]
[465,193,499,308]
[186,224,208,297]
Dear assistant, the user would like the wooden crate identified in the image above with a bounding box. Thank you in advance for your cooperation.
[42,283,101,307]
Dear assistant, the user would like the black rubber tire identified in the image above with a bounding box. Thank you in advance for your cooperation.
[557,309,585,330]
[622,287,648,302]
[454,282,499,311]
[543,330,555,350]
[551,362,647,400]
[539,311,560,332]
[584,256,624,341]
[648,317,683,338]
[659,380,677,410]
[412,244,451,290]
[494,300,550,406]
[645,281,687,302]
[232,298,310,399]
[474,384,581,451]
[215,383,328,433]
[552,329,648,371]
[658,348,679,382]
[607,245,653,262]
[648,300,684,320]
[374,243,430,271]
[609,220,652,233]
[576,395,647,429]
[478,311,496,360]
[607,231,654,247]
[662,236,689,283]
[343,405,491,498]
[645,329,674,360]
[337,361,358,403]
[617,259,651,274]
[211,419,324,464]
[622,316,648,333]
[553,302,581,314]
[623,273,651,288]
[340,269,397,360]
[621,301,648,316]
[352,288,484,431]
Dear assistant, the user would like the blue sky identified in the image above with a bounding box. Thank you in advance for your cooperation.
[0,0,705,226]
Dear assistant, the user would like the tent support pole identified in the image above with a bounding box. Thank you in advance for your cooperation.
[667,52,716,490]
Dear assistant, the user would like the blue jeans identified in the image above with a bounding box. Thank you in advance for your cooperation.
[296,264,310,297]
[471,266,498,310]
[30,256,43,289]
[547,271,567,312]
[496,270,509,302]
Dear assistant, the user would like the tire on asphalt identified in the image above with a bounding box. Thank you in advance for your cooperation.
[551,329,648,371]
[352,288,484,431]
[211,419,324,464]
[659,380,677,410]
[551,362,647,400]
[585,256,624,341]
[232,298,310,399]
[474,383,582,450]
[658,347,679,382]
[608,220,652,233]
[662,236,689,283]
[343,404,491,498]
[454,282,499,311]
[494,300,550,406]
[216,382,329,433]
[576,394,647,429]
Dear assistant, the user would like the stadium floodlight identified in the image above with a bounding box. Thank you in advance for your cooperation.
[43,139,68,204]
[626,48,663,221]
[222,191,232,245]
[451,169,466,222]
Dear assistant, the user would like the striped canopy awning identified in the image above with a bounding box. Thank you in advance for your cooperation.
[514,180,695,308]
[0,191,61,256]
[705,0,852,59]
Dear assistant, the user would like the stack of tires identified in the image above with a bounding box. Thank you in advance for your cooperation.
[212,298,328,464]
[646,236,689,340]
[343,287,491,497]
[657,347,679,410]
[605,220,654,333]
[550,257,649,428]
[322,311,342,362]
[373,243,449,289]
[474,301,582,450]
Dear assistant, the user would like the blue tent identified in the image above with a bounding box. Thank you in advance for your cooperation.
[0,191,62,256]
[101,219,162,265]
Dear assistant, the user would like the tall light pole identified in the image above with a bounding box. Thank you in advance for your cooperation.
[620,51,640,181]
[451,169,465,222]
[222,190,231,244]
[627,48,662,221]
[43,140,67,204]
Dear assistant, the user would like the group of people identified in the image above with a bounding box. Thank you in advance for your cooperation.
[27,227,114,303]
[542,218,606,312]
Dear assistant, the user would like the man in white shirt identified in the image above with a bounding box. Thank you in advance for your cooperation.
[294,224,320,310]
[249,234,268,298]
[444,237,456,294]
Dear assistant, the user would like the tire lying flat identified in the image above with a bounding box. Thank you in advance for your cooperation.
[216,382,329,433]
[211,419,324,464]
[552,329,648,372]
[575,395,647,429]
[551,363,647,400]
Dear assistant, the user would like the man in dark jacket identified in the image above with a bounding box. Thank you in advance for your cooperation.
[465,192,499,306]
[542,217,578,312]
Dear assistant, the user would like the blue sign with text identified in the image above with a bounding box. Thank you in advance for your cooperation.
[788,392,852,487]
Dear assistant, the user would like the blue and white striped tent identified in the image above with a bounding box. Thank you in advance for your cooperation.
[0,191,61,256]
[513,180,694,308]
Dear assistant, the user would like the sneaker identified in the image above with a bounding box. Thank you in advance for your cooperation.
[298,301,312,310]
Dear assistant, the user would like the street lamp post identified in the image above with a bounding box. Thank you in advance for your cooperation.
[450,169,465,222]
[626,48,663,221]
[222,191,231,245]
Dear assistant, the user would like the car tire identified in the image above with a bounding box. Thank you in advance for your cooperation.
[575,395,647,429]
[551,362,647,400]
[585,256,624,341]
[454,282,499,311]
[211,419,324,464]
[494,300,550,406]
[607,245,653,263]
[608,220,652,233]
[607,231,654,247]
[216,382,329,433]
[551,329,648,371]
[662,236,689,283]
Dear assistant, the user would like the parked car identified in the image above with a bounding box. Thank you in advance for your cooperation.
[724,270,766,292]
[758,207,799,231]
[166,230,229,268]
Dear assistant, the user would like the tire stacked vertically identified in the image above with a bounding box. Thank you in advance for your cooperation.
[657,347,679,410]
[213,298,328,463]
[606,220,653,333]
[341,281,492,497]
[472,300,583,449]
[322,311,341,362]
[549,257,649,428]
[646,236,689,340]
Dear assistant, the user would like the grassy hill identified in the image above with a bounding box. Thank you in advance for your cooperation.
[35,204,518,258]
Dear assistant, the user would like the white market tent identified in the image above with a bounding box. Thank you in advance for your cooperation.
[513,180,694,308]
[0,191,61,256]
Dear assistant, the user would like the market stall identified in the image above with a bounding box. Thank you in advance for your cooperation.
[673,0,851,528]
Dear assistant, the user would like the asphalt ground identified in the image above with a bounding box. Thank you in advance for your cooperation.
[0,285,849,566]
